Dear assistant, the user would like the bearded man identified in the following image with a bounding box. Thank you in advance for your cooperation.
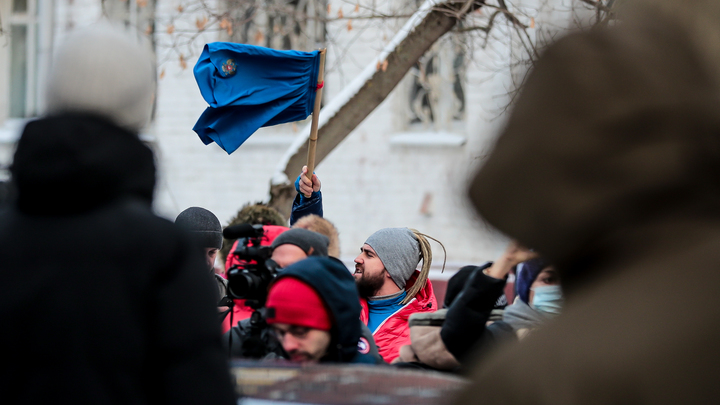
[353,227,440,362]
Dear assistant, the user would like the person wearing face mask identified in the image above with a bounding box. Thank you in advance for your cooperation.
[436,247,562,368]
[504,259,562,336]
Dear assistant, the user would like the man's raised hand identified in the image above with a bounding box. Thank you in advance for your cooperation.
[300,165,321,198]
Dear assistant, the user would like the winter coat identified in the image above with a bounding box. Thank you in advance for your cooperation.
[290,173,323,225]
[399,265,542,371]
[441,265,529,363]
[456,9,720,405]
[361,271,438,363]
[274,257,384,364]
[0,114,236,405]
[395,312,461,371]
[224,225,288,271]
[224,312,380,362]
[223,308,287,360]
[222,224,288,333]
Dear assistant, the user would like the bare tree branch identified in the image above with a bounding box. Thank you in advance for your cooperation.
[578,0,614,14]
[278,0,482,180]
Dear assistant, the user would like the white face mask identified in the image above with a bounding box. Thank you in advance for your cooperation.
[531,285,564,315]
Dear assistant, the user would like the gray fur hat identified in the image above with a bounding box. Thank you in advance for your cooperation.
[175,207,223,249]
[45,22,155,132]
[364,227,420,289]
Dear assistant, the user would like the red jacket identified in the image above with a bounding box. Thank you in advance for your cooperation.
[222,225,288,333]
[360,272,437,363]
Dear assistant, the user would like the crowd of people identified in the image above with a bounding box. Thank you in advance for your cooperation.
[164,159,560,370]
[2,1,720,403]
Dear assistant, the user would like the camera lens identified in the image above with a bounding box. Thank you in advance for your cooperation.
[228,271,262,299]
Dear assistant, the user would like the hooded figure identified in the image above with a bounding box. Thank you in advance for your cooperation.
[0,23,235,404]
[266,257,383,364]
[455,4,720,405]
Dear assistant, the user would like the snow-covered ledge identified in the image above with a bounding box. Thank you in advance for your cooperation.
[389,131,466,147]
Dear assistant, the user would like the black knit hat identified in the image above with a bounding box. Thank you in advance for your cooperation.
[270,228,329,257]
[175,207,223,249]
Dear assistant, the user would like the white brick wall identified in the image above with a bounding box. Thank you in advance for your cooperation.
[3,0,582,268]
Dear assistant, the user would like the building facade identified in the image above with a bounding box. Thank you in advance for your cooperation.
[0,0,583,268]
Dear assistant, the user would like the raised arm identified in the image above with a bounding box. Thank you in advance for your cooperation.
[289,165,323,225]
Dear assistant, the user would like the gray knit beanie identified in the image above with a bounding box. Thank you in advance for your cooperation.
[271,228,329,257]
[45,22,155,133]
[364,227,420,289]
[175,207,223,249]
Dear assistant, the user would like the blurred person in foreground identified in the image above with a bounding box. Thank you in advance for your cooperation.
[454,2,720,404]
[264,256,383,364]
[0,23,235,404]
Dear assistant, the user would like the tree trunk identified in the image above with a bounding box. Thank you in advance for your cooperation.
[280,2,472,182]
[268,181,296,224]
[269,1,481,213]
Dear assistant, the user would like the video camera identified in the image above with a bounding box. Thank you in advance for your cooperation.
[222,223,286,359]
[223,223,281,308]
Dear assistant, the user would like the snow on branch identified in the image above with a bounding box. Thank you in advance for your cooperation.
[271,0,442,186]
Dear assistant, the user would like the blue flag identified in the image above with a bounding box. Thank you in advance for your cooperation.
[192,43,321,154]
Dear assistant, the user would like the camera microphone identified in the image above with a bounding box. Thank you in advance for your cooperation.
[222,223,264,240]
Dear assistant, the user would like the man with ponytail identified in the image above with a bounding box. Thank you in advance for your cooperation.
[353,227,442,362]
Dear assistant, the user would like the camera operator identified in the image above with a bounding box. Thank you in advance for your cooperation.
[222,228,330,358]
[175,207,227,303]
[223,228,380,361]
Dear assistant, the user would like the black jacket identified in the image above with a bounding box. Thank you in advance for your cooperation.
[224,310,380,362]
[0,114,236,404]
[441,265,515,363]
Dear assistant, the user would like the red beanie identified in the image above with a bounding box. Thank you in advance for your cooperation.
[265,277,332,331]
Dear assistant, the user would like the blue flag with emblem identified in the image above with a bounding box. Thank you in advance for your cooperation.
[192,43,321,154]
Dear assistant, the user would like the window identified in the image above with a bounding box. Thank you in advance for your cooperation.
[407,33,466,131]
[223,0,326,52]
[389,31,467,148]
[1,0,52,120]
[102,0,156,41]
[216,0,326,139]
[0,0,52,176]
[0,0,53,161]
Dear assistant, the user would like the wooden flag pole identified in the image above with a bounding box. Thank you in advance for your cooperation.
[305,48,327,184]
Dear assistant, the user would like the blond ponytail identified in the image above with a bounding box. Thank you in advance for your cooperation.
[401,229,446,305]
